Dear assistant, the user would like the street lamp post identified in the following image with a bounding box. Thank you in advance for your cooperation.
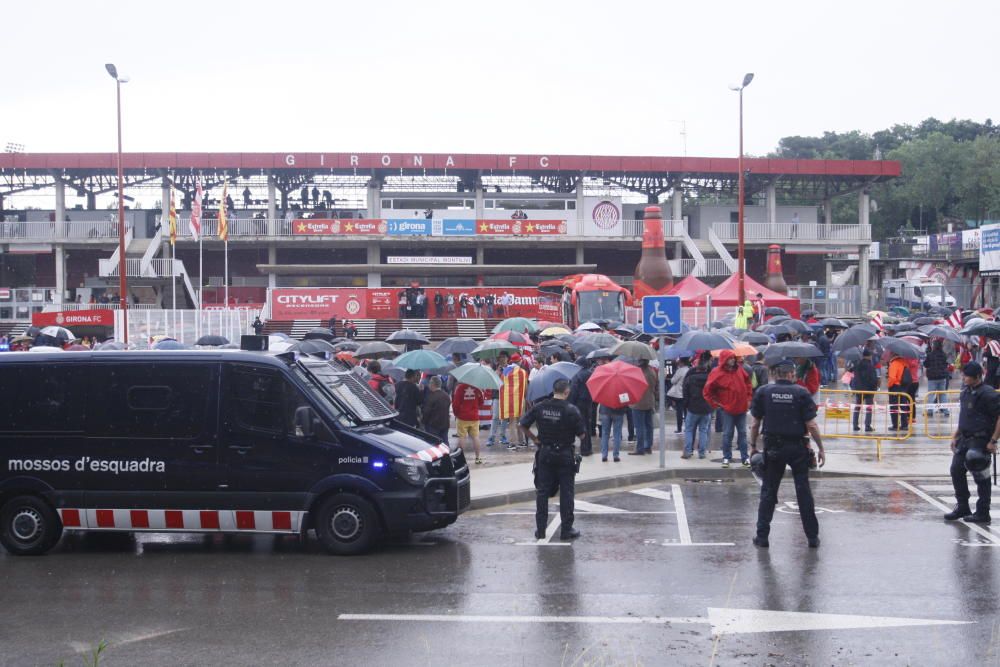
[730,72,754,305]
[106,64,129,343]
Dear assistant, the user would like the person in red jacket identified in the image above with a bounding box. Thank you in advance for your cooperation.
[703,349,753,468]
[452,382,485,464]
[796,357,820,396]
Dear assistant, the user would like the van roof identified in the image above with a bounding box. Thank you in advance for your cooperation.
[0,349,293,368]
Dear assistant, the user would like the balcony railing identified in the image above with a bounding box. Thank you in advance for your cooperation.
[711,221,871,243]
[0,220,120,241]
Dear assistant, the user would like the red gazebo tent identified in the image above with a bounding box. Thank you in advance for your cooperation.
[667,274,713,306]
[705,274,800,318]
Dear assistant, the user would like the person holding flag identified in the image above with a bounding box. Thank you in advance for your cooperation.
[498,353,529,449]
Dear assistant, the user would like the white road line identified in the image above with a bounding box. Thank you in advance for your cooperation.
[896,480,1000,545]
[671,483,692,545]
[572,499,628,513]
[514,516,571,547]
[489,511,676,516]
[630,488,673,501]
[338,613,705,625]
[919,485,961,493]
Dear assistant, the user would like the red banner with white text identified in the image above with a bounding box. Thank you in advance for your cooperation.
[32,309,115,328]
[292,219,387,235]
[269,287,544,320]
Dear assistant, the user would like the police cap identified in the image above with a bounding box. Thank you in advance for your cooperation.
[768,358,795,371]
[963,361,984,378]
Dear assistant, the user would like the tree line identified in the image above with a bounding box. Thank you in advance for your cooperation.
[772,118,1000,240]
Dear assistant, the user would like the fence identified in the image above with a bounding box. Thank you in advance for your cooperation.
[817,389,914,460]
[711,222,872,243]
[113,308,259,348]
[923,390,960,440]
[788,285,861,317]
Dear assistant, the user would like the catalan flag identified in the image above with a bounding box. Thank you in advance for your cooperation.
[218,180,229,241]
[499,363,528,420]
[189,181,202,240]
[168,185,177,246]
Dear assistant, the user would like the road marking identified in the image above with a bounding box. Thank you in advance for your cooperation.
[671,484,692,544]
[514,516,570,547]
[491,511,675,516]
[919,484,960,493]
[71,628,189,653]
[338,608,972,635]
[630,487,672,501]
[573,499,628,514]
[777,501,845,515]
[896,480,1000,546]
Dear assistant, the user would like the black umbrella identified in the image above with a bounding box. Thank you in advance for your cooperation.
[739,331,772,345]
[818,318,849,329]
[290,339,337,357]
[801,309,819,320]
[526,362,582,401]
[386,329,430,346]
[570,340,600,357]
[355,341,400,359]
[672,330,734,353]
[912,316,938,326]
[886,322,917,333]
[303,327,336,342]
[153,339,188,350]
[195,334,229,347]
[764,307,789,317]
[781,319,812,335]
[962,321,1000,339]
[919,325,965,344]
[555,333,577,344]
[832,325,879,353]
[333,341,361,352]
[96,340,127,351]
[539,345,571,362]
[881,338,922,359]
[34,326,74,348]
[586,348,615,361]
[837,347,863,365]
[768,315,791,324]
[763,342,823,366]
[928,306,954,316]
[894,330,929,340]
[435,336,478,358]
[760,324,794,337]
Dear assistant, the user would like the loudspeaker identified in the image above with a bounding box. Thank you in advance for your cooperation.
[241,335,269,351]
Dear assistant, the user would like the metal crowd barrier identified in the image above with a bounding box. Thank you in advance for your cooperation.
[923,390,961,440]
[817,389,914,461]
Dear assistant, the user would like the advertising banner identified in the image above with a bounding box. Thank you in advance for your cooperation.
[440,219,477,236]
[31,309,115,328]
[929,232,962,254]
[270,288,369,320]
[366,289,395,318]
[421,287,542,318]
[979,224,1000,275]
[386,219,432,236]
[475,220,567,235]
[291,219,387,236]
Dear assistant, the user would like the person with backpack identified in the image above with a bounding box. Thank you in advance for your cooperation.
[367,361,396,404]
[681,352,713,459]
[749,353,769,394]
[666,356,690,434]
[887,353,913,431]
[851,349,879,432]
[924,339,952,417]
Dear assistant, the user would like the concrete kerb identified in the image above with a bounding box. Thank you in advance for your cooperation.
[469,466,884,511]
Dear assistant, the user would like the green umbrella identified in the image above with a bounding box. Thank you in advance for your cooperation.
[449,362,502,391]
[492,317,539,334]
[610,340,656,361]
[471,339,518,360]
[393,349,449,371]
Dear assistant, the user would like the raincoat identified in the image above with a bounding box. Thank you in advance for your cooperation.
[703,349,753,415]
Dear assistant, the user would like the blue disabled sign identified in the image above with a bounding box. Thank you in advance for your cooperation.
[642,295,682,335]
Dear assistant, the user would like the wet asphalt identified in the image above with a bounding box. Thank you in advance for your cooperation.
[2,478,999,666]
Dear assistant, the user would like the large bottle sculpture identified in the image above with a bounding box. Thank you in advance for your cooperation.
[632,205,674,299]
[764,244,788,294]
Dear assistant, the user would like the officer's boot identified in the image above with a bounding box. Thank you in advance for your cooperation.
[944,504,973,521]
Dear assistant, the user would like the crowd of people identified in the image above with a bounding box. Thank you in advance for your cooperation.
[395,288,518,320]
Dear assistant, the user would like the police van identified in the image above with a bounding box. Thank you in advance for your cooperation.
[0,350,470,556]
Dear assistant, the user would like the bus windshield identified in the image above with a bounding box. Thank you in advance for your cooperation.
[576,290,624,323]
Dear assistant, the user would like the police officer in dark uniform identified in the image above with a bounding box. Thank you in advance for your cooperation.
[520,378,586,540]
[944,362,999,524]
[749,359,826,548]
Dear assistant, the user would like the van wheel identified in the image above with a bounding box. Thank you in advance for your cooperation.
[314,493,379,555]
[0,496,61,556]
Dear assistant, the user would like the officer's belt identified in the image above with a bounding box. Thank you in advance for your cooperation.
[763,434,805,449]
[540,442,573,451]
[960,431,990,439]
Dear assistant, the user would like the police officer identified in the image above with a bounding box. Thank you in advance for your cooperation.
[944,362,999,524]
[748,359,826,548]
[520,378,585,540]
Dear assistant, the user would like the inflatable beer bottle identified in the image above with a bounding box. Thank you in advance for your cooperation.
[764,244,788,294]
[632,206,674,299]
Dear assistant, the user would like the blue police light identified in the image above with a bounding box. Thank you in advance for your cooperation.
[371,460,386,469]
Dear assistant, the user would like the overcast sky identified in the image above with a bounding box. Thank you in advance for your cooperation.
[3,0,997,159]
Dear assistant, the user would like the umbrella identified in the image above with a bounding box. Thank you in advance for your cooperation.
[763,342,823,365]
[610,340,656,361]
[818,318,849,329]
[672,330,734,353]
[662,345,695,361]
[290,339,337,357]
[586,360,649,409]
[801,309,819,320]
[612,324,640,337]
[386,329,430,346]
[575,321,603,332]
[95,340,127,351]
[435,336,478,358]
[65,343,89,351]
[880,338,922,359]
[449,362,503,391]
[928,306,954,316]
[490,330,532,346]
[570,340,600,357]
[759,324,794,337]
[333,341,361,352]
[355,341,400,359]
[886,322,917,333]
[837,347,863,365]
[470,339,518,360]
[781,319,812,335]
[269,332,290,340]
[540,326,572,337]
[393,349,448,371]
[579,332,619,348]
[962,321,1000,339]
[153,339,188,350]
[35,326,74,347]
[768,315,791,324]
[195,334,229,347]
[711,342,759,358]
[586,348,615,361]
[492,317,539,334]
[764,307,789,317]
[912,316,939,326]
[526,362,582,401]
[832,325,880,353]
[539,346,571,363]
[739,331,771,345]
[383,365,406,382]
[889,306,911,317]
[554,333,577,344]
[919,325,965,344]
[303,327,336,342]
[898,335,928,346]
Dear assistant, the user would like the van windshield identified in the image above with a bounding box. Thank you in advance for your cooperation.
[295,360,398,423]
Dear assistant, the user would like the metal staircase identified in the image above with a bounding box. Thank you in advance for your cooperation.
[97,228,198,307]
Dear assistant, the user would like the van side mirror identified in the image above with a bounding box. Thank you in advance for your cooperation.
[293,406,319,438]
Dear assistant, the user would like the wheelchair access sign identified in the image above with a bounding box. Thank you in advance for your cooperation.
[641,295,682,335]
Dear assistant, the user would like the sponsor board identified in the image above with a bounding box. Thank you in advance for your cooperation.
[475,220,566,235]
[441,219,477,236]
[292,219,387,236]
[271,288,544,319]
[32,309,115,328]
[980,224,1000,276]
[386,256,472,265]
[386,219,433,236]
[270,288,370,320]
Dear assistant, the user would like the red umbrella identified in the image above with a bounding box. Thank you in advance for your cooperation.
[586,360,649,409]
[490,330,533,347]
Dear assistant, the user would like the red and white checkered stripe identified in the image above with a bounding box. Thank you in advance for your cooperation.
[410,443,451,462]
[947,310,963,329]
[57,508,303,533]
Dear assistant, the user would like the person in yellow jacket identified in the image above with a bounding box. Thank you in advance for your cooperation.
[734,300,753,330]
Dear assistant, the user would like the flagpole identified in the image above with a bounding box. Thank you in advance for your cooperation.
[198,234,203,340]
[171,240,177,334]
[224,238,229,323]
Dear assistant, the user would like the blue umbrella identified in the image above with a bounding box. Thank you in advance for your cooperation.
[526,362,582,402]
[662,345,694,361]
